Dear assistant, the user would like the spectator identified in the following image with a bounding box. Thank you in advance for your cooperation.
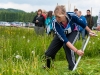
[96,10,100,30]
[42,9,47,20]
[45,11,55,35]
[85,10,94,29]
[77,11,87,40]
[74,8,78,14]
[32,9,45,35]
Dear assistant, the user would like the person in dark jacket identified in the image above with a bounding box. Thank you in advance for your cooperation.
[85,9,94,29]
[32,9,45,35]
[44,5,95,70]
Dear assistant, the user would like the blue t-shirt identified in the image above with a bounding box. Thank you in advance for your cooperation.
[78,16,87,32]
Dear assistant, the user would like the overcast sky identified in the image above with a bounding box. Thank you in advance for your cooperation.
[0,0,100,16]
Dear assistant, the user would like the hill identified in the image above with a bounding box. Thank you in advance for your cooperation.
[0,8,25,13]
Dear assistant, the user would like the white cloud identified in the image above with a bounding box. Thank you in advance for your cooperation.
[0,2,56,12]
[0,2,34,12]
[69,0,100,16]
[0,0,100,16]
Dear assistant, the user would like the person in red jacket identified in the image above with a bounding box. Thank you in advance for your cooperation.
[42,9,47,20]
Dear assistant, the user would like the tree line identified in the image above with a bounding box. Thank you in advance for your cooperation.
[0,11,36,22]
[0,10,98,26]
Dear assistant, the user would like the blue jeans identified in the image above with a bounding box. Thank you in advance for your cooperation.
[81,29,86,40]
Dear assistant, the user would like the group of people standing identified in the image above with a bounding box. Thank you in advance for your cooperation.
[32,7,95,39]
[32,9,55,35]
[74,8,94,40]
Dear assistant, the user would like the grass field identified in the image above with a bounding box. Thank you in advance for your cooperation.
[0,26,100,75]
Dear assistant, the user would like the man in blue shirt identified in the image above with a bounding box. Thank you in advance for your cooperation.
[77,11,87,40]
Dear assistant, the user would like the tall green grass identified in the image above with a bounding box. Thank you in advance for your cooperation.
[0,26,100,75]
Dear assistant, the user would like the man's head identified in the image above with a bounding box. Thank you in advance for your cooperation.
[74,8,78,14]
[86,9,91,15]
[76,11,82,17]
[54,5,66,22]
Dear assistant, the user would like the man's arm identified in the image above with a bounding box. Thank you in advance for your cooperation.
[71,15,86,29]
[32,16,37,23]
[71,15,95,35]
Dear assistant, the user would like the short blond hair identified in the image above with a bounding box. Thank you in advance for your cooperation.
[54,5,66,16]
[42,9,47,14]
[79,11,82,14]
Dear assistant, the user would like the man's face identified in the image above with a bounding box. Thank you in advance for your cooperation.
[87,11,90,15]
[76,11,81,17]
[74,10,78,14]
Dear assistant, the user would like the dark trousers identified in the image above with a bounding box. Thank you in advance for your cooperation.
[45,31,79,70]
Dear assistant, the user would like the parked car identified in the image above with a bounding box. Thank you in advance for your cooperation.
[0,21,10,26]
[4,22,11,26]
[25,22,35,27]
[19,22,26,27]
[10,22,21,27]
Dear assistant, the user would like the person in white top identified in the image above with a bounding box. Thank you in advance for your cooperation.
[96,11,100,30]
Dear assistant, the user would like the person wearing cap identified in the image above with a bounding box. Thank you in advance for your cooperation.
[44,5,95,70]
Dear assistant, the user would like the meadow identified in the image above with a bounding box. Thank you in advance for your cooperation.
[0,26,100,75]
